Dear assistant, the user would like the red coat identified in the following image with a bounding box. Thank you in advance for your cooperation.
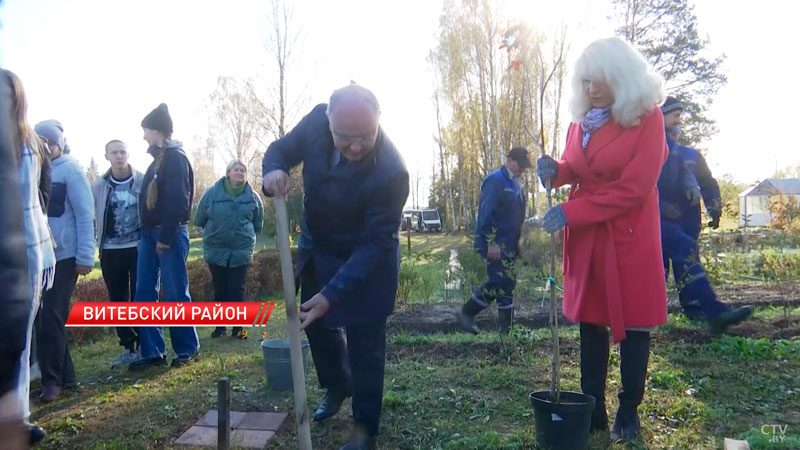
[553,107,668,343]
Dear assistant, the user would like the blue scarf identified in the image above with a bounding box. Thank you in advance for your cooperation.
[580,107,611,150]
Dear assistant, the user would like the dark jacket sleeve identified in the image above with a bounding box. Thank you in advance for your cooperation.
[38,144,51,210]
[473,176,501,258]
[157,150,192,245]
[695,153,721,216]
[262,105,323,179]
[320,170,410,305]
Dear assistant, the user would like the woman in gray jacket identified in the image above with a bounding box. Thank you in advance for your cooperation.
[194,159,263,340]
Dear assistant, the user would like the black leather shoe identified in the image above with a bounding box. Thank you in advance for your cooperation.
[128,355,167,372]
[339,433,377,450]
[708,305,753,333]
[171,351,200,368]
[313,390,349,422]
[26,422,46,445]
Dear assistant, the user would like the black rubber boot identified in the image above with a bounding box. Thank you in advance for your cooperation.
[580,323,610,432]
[498,307,513,333]
[458,298,484,334]
[708,305,753,334]
[610,330,651,442]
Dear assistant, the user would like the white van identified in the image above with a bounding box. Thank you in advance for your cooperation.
[405,209,441,232]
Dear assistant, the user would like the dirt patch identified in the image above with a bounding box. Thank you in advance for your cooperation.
[386,338,579,363]
[389,284,800,336]
[656,327,712,345]
[727,315,800,340]
[387,302,566,335]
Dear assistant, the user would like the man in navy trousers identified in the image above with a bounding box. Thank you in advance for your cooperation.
[262,84,409,450]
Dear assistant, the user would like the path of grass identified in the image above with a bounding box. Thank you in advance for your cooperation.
[34,307,800,449]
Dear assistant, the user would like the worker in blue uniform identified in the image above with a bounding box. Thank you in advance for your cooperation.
[458,147,529,334]
[659,98,752,331]
[262,84,409,450]
[661,97,722,241]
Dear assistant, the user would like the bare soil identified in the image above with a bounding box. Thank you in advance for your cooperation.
[387,283,800,337]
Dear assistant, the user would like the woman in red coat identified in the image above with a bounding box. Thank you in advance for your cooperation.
[537,37,667,442]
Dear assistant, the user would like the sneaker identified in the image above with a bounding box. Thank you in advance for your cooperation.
[171,351,200,368]
[211,327,227,338]
[232,328,248,340]
[112,349,140,369]
[38,384,61,403]
[128,355,167,372]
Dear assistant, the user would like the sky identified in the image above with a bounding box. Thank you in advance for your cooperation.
[1,0,798,207]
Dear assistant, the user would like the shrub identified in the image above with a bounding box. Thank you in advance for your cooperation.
[69,248,293,344]
[395,252,440,309]
[68,278,111,344]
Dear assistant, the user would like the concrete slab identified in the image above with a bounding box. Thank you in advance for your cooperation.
[194,409,247,428]
[174,425,217,446]
[238,412,288,431]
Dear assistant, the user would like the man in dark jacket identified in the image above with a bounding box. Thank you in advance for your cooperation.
[459,148,529,334]
[262,84,409,450]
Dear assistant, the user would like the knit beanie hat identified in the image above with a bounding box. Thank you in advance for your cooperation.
[661,97,684,115]
[34,119,66,151]
[141,103,173,135]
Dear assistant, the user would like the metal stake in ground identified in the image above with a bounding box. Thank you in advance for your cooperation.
[525,128,562,402]
[274,198,313,450]
[218,377,231,450]
[545,179,560,402]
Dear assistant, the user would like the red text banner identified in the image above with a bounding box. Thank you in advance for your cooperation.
[66,302,276,327]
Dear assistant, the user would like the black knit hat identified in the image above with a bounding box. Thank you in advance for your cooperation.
[661,97,684,115]
[141,103,173,135]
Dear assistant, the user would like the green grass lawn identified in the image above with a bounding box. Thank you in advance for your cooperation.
[33,306,800,449]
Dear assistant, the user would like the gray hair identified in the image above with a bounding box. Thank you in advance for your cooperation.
[226,158,247,173]
[326,83,381,116]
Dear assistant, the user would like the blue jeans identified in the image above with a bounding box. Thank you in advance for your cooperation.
[135,225,199,359]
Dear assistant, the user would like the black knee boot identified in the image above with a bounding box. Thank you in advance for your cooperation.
[580,323,610,432]
[611,330,651,442]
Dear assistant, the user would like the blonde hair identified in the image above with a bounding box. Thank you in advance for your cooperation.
[569,37,664,128]
[2,69,42,161]
[145,132,172,210]
[146,150,167,210]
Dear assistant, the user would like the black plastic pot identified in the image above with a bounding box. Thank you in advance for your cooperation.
[529,391,596,450]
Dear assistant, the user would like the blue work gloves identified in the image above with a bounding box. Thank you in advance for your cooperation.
[542,204,567,233]
[536,155,558,187]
